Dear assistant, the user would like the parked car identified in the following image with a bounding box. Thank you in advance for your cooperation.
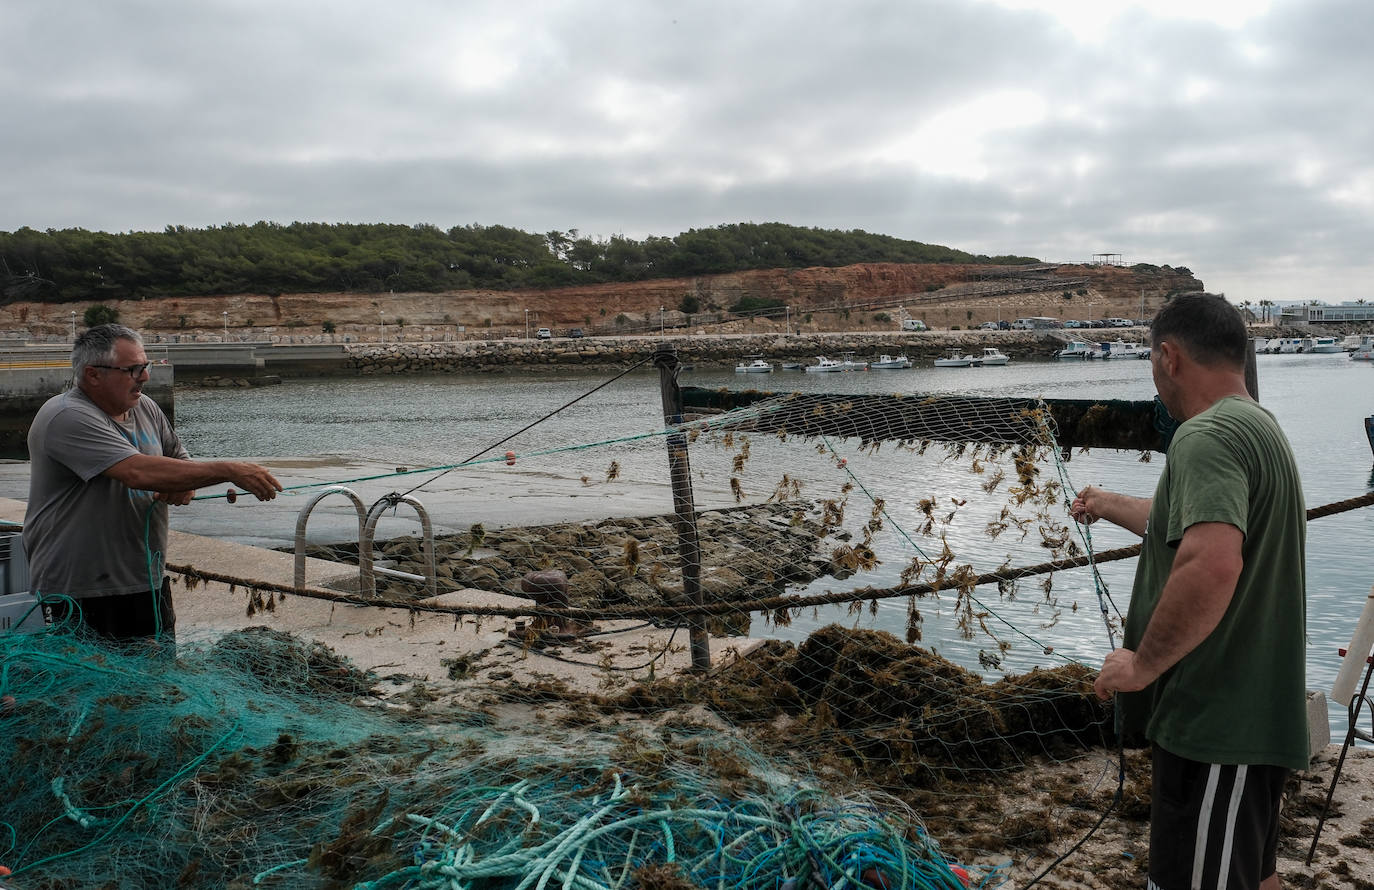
[568,328,585,338]
[1063,319,1085,328]
[900,319,928,331]
[536,327,552,339]
[978,321,1001,330]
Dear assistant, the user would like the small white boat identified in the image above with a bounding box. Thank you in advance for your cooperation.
[869,353,912,369]
[1352,346,1374,362]
[1277,338,1303,354]
[780,361,804,370]
[1098,339,1150,359]
[1056,341,1098,360]
[734,356,774,373]
[977,347,1010,366]
[804,356,844,373]
[933,348,977,368]
[1339,334,1374,352]
[1303,336,1343,354]
[1251,337,1269,354]
[838,352,867,371]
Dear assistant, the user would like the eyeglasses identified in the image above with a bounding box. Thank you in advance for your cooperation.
[91,363,151,378]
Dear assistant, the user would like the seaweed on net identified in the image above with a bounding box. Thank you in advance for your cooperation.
[609,624,1113,791]
[0,628,983,890]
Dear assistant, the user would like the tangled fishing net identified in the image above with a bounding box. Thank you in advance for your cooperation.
[1,625,999,890]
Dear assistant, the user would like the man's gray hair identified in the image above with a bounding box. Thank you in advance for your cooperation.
[72,324,143,379]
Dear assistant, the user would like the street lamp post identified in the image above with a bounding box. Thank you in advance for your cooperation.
[785,305,791,335]
[222,311,228,341]
[70,311,76,342]
[1087,303,1093,326]
[659,306,665,334]
[524,309,530,340]
[378,311,385,343]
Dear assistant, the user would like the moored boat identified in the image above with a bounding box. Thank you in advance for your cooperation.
[838,352,868,371]
[1056,341,1098,360]
[1302,336,1343,354]
[1098,339,1150,359]
[734,356,774,373]
[804,356,844,373]
[869,353,912,369]
[933,348,977,368]
[977,347,1010,366]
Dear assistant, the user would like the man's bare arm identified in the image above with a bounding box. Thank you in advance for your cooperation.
[1094,521,1243,699]
[1070,485,1152,537]
[103,453,283,501]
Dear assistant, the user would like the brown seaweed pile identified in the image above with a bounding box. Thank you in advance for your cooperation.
[613,624,1113,789]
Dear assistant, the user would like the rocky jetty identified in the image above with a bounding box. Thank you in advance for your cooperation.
[342,330,1102,375]
[311,501,851,614]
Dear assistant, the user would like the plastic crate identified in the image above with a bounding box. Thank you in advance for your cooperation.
[0,531,44,633]
[0,530,29,596]
[0,592,46,633]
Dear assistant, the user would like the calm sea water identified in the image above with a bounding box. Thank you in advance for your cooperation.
[173,352,1374,732]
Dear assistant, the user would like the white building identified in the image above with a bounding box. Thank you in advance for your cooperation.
[1277,301,1374,325]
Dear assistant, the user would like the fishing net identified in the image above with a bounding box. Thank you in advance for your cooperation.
[0,627,983,889]
[5,368,1160,887]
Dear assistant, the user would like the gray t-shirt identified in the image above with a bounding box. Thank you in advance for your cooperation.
[24,387,189,599]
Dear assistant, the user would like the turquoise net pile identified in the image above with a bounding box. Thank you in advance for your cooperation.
[0,624,977,889]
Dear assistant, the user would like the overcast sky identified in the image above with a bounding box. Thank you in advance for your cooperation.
[3,0,1371,301]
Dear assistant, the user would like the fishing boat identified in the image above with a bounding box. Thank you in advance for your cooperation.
[869,354,912,370]
[1056,341,1098,360]
[734,356,774,373]
[1352,345,1374,362]
[1301,336,1343,354]
[1098,339,1150,359]
[1276,337,1303,354]
[780,361,804,370]
[977,347,1010,366]
[803,356,844,373]
[933,348,977,368]
[1340,334,1374,352]
[838,352,868,371]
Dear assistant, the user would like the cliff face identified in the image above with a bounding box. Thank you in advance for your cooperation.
[0,262,1203,339]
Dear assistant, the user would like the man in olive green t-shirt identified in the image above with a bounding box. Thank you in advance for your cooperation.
[1071,293,1306,890]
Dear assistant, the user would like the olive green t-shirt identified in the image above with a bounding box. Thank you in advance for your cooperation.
[1121,396,1308,770]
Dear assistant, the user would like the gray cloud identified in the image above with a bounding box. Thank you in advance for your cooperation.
[3,0,1372,300]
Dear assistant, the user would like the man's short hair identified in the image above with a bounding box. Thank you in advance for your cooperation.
[72,324,143,378]
[1150,292,1247,368]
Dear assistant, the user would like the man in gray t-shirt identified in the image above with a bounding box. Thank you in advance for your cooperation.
[24,324,283,642]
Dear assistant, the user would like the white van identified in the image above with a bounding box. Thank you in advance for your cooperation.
[900,319,928,331]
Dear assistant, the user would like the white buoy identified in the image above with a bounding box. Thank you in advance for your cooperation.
[1331,585,1374,706]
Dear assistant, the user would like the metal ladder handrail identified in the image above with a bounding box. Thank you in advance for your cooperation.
[360,493,437,599]
[293,486,367,591]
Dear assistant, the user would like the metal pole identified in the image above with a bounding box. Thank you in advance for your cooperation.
[654,344,711,672]
[1245,336,1259,401]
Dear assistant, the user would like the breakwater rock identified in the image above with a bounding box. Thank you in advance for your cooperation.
[314,502,849,614]
[342,330,1112,374]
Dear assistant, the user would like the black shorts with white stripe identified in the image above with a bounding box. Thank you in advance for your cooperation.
[1148,745,1288,890]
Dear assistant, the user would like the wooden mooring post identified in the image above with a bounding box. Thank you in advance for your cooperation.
[653,344,712,672]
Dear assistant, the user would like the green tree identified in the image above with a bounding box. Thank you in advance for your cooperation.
[83,304,119,327]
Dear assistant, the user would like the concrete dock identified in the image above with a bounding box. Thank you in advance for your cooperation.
[0,496,763,702]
